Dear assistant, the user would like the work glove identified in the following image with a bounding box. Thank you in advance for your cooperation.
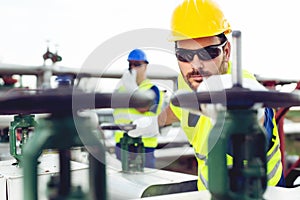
[121,70,138,92]
[197,74,267,121]
[127,116,159,138]
[198,74,267,92]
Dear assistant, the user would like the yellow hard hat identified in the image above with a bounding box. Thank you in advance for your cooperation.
[170,0,231,41]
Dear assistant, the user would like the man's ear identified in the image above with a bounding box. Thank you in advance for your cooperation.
[224,42,231,62]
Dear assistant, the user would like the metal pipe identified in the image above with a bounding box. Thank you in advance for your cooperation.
[231,30,243,87]
[59,149,71,196]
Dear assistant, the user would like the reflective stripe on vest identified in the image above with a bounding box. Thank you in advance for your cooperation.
[113,79,164,148]
[195,152,207,163]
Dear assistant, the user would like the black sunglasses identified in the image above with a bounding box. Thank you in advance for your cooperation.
[128,62,145,68]
[175,41,227,62]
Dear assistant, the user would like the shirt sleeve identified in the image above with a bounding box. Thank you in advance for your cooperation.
[264,107,275,150]
[149,85,160,113]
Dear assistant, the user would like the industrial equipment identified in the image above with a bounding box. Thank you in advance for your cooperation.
[0,88,155,200]
[9,114,37,166]
[100,123,199,199]
[100,123,146,172]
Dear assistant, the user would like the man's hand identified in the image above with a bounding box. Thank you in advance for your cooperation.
[197,74,267,121]
[197,74,267,92]
[127,116,159,138]
[121,70,138,92]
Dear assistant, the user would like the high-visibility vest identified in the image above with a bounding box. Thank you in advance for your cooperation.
[170,65,283,190]
[113,79,164,148]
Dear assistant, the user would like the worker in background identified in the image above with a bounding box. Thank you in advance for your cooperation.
[113,49,164,168]
[128,0,285,190]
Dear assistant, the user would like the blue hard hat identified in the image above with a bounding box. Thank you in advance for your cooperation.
[127,49,149,64]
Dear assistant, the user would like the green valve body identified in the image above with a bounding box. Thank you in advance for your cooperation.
[22,114,107,200]
[9,114,37,165]
[208,109,267,200]
[120,133,145,172]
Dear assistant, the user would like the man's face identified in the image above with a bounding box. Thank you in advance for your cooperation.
[128,60,147,85]
[176,36,230,91]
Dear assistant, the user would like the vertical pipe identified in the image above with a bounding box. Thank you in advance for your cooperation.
[231,30,243,87]
[89,152,107,200]
[59,149,71,196]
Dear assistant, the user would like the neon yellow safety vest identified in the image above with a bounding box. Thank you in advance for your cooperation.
[113,79,164,148]
[170,65,283,190]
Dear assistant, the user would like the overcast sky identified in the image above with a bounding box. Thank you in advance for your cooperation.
[0,0,299,79]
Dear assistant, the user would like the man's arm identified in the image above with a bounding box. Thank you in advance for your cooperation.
[158,105,179,127]
[136,85,160,113]
[127,105,179,138]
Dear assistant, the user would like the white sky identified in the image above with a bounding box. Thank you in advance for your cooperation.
[0,0,299,79]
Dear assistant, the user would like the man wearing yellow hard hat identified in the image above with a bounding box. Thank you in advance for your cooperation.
[128,0,285,190]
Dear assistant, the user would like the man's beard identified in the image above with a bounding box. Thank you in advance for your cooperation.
[218,55,228,75]
[184,55,228,90]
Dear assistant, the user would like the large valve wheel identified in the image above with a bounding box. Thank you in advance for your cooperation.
[172,86,300,109]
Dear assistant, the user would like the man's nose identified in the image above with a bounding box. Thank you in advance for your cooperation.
[191,54,204,69]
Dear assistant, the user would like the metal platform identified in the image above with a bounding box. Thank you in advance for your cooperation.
[0,153,89,200]
[107,167,197,200]
[133,186,300,200]
[104,153,198,200]
[0,152,198,200]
